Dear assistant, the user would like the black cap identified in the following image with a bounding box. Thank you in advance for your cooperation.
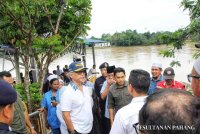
[99,62,109,69]
[107,66,115,74]
[0,80,17,105]
[163,67,175,79]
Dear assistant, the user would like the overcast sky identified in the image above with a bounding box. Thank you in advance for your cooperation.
[87,0,190,38]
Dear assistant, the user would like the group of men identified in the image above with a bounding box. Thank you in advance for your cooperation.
[1,56,200,134]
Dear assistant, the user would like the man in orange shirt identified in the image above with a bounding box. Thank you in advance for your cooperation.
[157,67,186,90]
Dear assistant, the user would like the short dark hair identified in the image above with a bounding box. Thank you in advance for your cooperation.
[0,71,12,79]
[49,78,58,85]
[114,67,126,76]
[128,69,150,94]
[139,89,200,134]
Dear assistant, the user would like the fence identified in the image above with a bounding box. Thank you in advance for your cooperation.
[29,111,49,134]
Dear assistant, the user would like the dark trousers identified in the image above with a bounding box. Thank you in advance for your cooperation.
[52,128,61,134]
[105,117,111,134]
[100,116,111,134]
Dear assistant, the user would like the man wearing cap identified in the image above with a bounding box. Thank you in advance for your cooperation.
[95,62,109,98]
[60,62,93,134]
[108,67,132,127]
[0,80,17,134]
[148,63,163,95]
[94,62,109,134]
[157,67,186,90]
[189,57,200,97]
[0,71,37,134]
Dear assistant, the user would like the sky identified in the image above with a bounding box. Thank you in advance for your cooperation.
[87,0,190,38]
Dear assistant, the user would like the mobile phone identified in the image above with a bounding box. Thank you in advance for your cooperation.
[51,96,56,102]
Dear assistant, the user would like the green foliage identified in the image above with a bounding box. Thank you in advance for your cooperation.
[0,0,91,110]
[170,60,181,67]
[98,30,173,46]
[15,83,42,110]
[159,49,175,58]
[15,84,27,102]
[0,0,92,54]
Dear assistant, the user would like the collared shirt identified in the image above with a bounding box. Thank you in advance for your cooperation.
[0,122,15,134]
[11,93,27,134]
[108,81,133,113]
[57,86,69,134]
[41,90,60,129]
[148,75,163,95]
[95,76,106,98]
[100,81,110,119]
[83,81,94,89]
[60,83,93,133]
[110,96,147,134]
[157,80,186,90]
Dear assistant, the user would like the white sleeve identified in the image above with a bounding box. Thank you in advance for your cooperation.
[60,89,72,112]
[110,111,126,134]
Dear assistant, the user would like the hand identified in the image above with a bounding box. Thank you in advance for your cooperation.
[107,79,115,85]
[30,128,37,134]
[37,108,44,112]
[51,101,58,107]
[45,122,50,129]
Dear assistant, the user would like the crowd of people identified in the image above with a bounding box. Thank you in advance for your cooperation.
[0,56,200,134]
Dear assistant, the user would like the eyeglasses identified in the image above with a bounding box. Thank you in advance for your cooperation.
[187,74,200,82]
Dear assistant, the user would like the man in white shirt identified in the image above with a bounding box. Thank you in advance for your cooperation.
[60,62,93,134]
[110,69,150,134]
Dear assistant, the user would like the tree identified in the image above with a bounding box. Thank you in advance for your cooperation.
[159,0,200,65]
[0,0,91,111]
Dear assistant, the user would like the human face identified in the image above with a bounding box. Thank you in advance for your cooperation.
[3,76,14,85]
[70,70,86,84]
[165,79,173,86]
[191,68,200,97]
[0,104,15,125]
[100,68,107,77]
[151,67,162,78]
[50,80,59,91]
[115,72,126,86]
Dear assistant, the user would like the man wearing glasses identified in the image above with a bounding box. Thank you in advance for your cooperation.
[60,62,93,134]
[188,57,200,97]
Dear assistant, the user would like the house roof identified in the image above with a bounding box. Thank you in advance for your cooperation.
[84,39,107,44]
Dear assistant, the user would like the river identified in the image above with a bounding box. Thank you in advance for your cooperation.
[49,44,197,83]
[0,44,197,83]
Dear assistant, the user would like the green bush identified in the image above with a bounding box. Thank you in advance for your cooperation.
[15,82,42,111]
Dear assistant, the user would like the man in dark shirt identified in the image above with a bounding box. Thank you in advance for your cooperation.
[94,62,109,134]
[0,80,17,134]
[108,67,132,126]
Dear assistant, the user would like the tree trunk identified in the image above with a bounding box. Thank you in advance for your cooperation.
[37,62,49,94]
[14,48,21,84]
[23,55,32,112]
